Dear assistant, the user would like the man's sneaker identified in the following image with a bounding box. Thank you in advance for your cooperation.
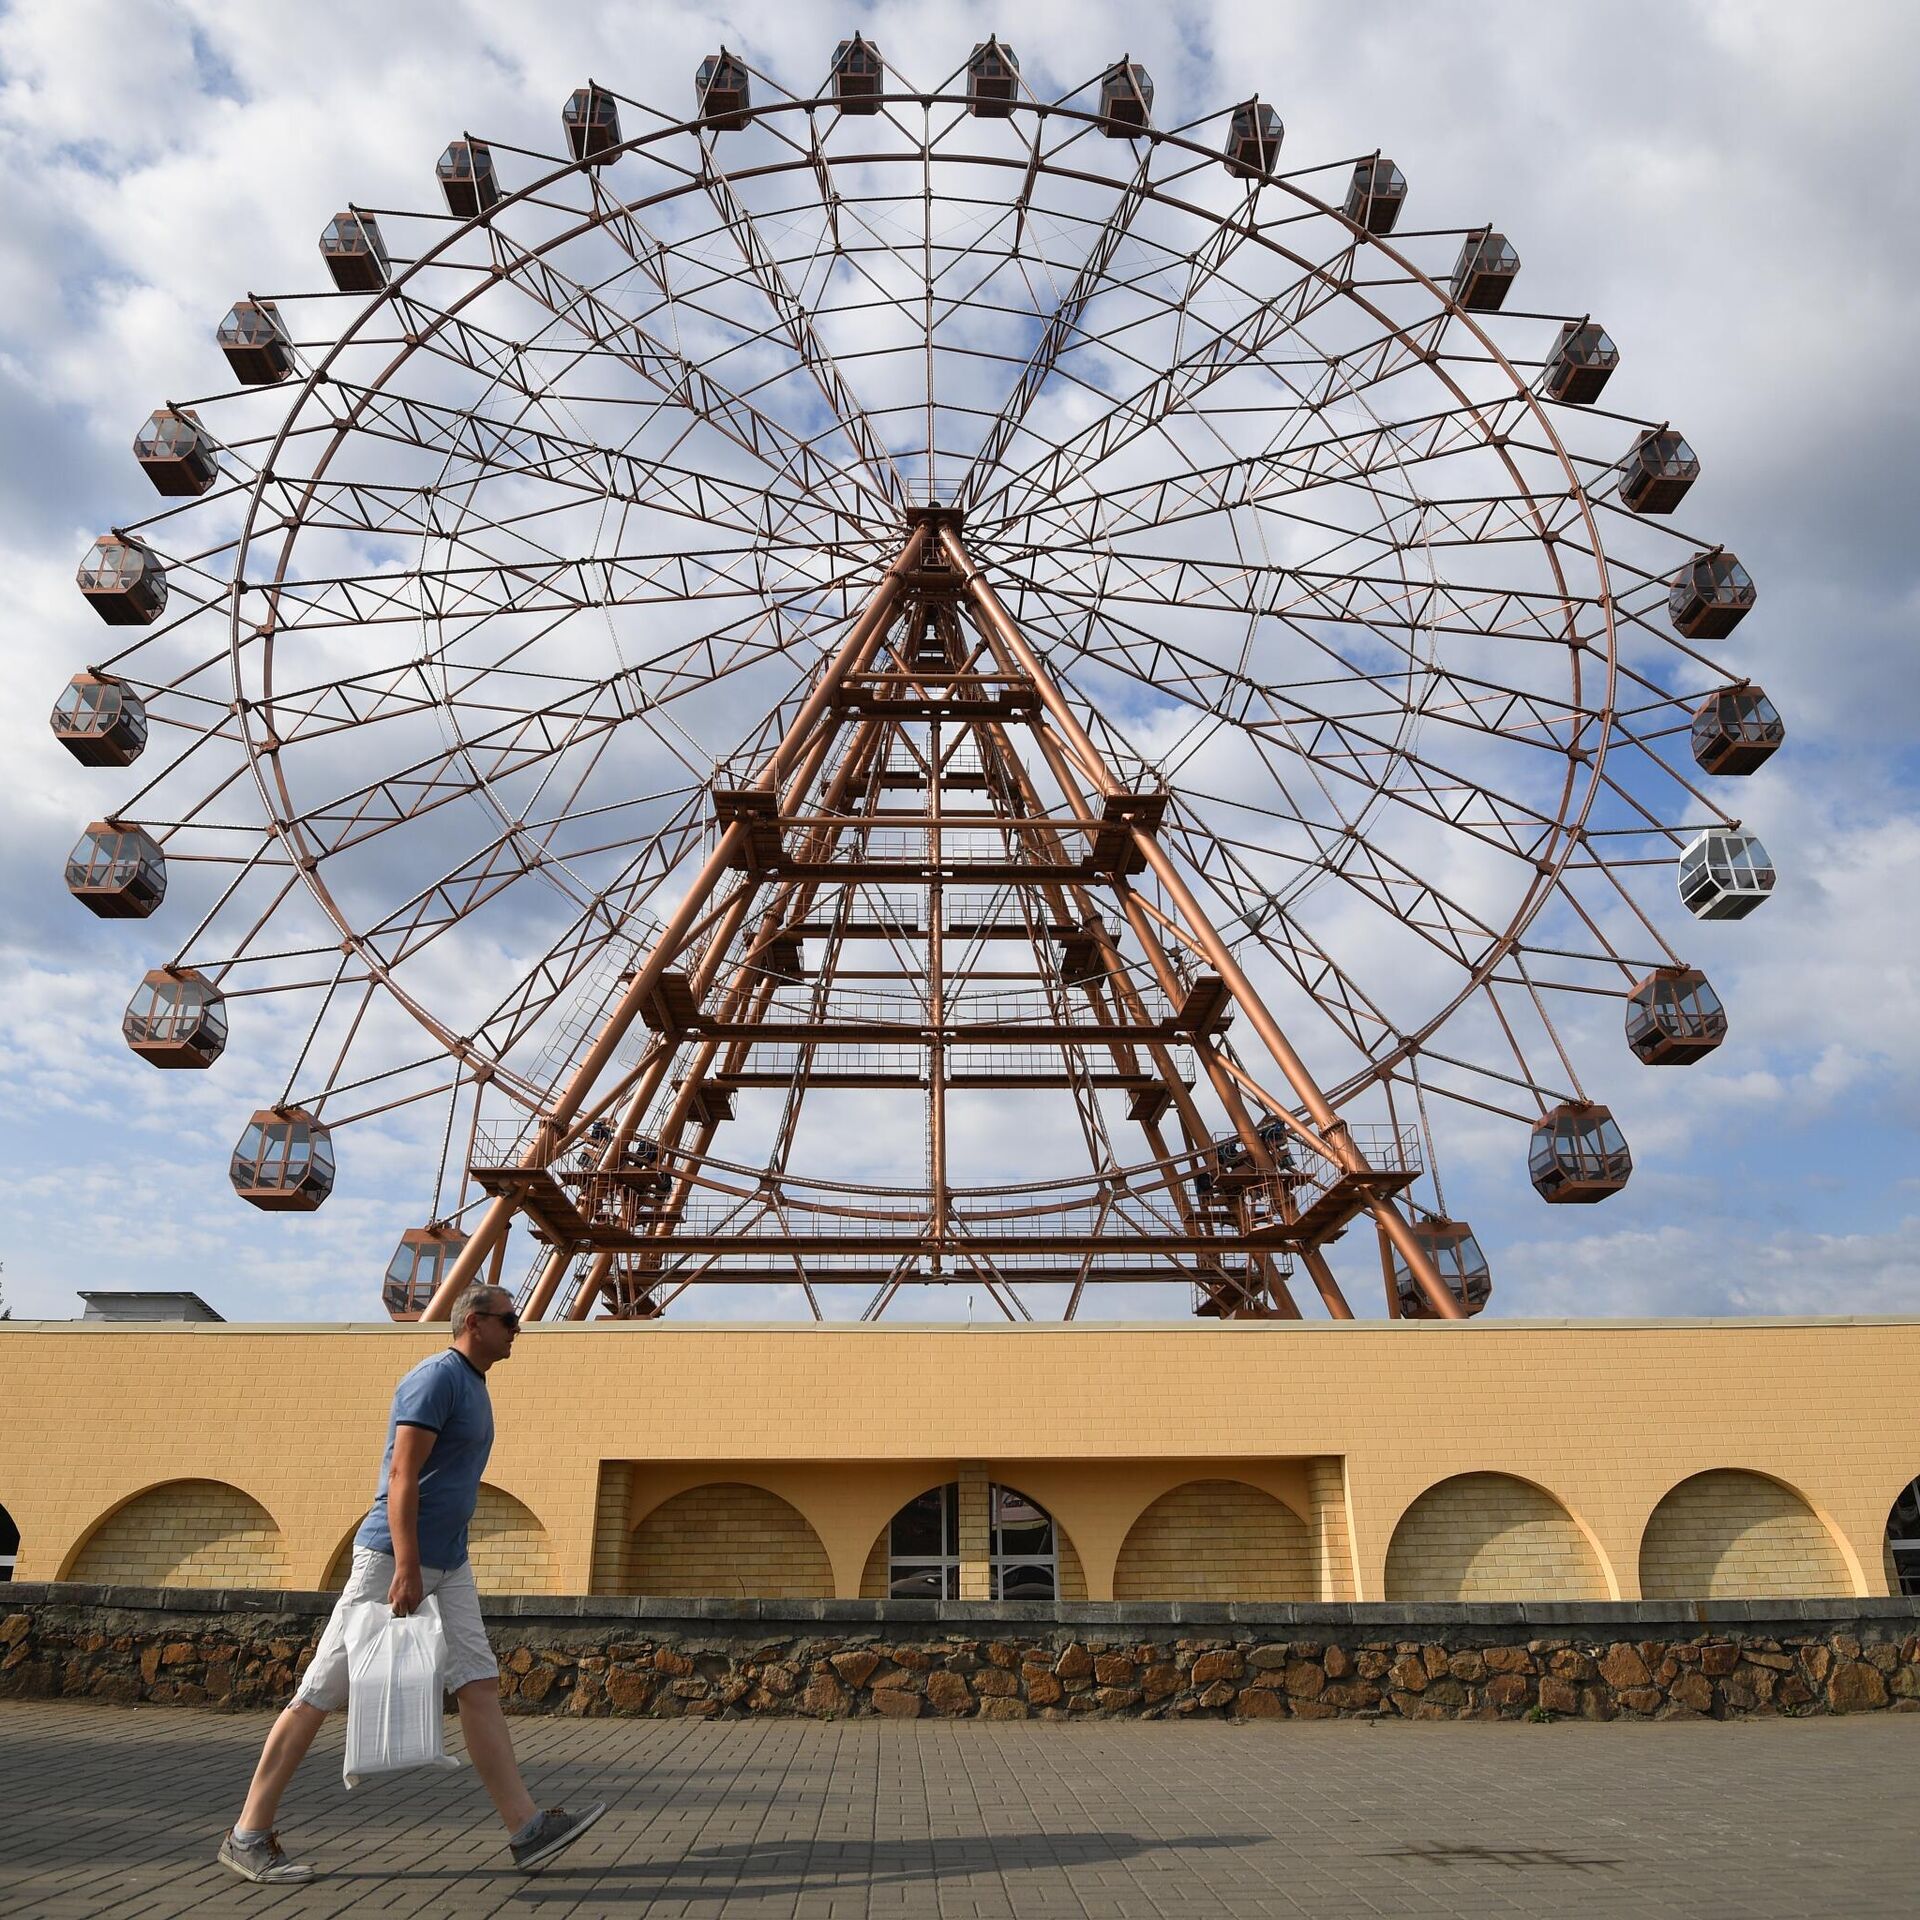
[218,1829,319,1883]
[510,1802,607,1872]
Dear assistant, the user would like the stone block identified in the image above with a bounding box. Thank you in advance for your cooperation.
[1282,1660,1325,1699]
[1828,1662,1888,1713]
[1669,1671,1711,1713]
[1598,1643,1650,1689]
[926,1671,971,1714]
[1054,1642,1093,1681]
[1484,1673,1532,1711]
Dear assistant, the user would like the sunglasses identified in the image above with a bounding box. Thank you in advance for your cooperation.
[474,1308,520,1331]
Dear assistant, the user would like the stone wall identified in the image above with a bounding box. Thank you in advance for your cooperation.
[5,1585,1919,1722]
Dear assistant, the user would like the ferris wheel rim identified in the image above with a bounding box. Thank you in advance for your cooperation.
[213,86,1624,1113]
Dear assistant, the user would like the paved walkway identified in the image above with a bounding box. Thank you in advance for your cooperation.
[1,1700,1915,1918]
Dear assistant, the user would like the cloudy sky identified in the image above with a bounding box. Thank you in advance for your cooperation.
[2,0,1916,1326]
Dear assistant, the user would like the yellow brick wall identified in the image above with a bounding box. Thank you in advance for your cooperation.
[1307,1457,1356,1602]
[1113,1480,1312,1602]
[630,1482,833,1598]
[4,1317,1916,1601]
[1639,1470,1849,1598]
[859,1527,889,1598]
[958,1463,992,1601]
[66,1480,285,1590]
[590,1462,636,1595]
[316,1482,552,1593]
[1384,1472,1609,1601]
[468,1484,554,1596]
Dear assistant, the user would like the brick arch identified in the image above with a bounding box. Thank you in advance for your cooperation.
[63,1479,286,1590]
[631,1482,832,1598]
[1113,1479,1312,1602]
[857,1480,1088,1599]
[1639,1469,1850,1599]
[858,1475,954,1599]
[1384,1472,1609,1602]
[323,1484,554,1594]
[996,1482,1088,1601]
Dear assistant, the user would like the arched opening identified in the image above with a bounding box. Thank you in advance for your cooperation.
[1886,1477,1920,1596]
[631,1483,832,1599]
[1385,1473,1608,1602]
[321,1529,358,1592]
[319,1485,552,1595]
[66,1480,286,1590]
[1113,1480,1312,1602]
[0,1502,18,1582]
[858,1481,1086,1600]
[468,1485,553,1595]
[1640,1470,1849,1599]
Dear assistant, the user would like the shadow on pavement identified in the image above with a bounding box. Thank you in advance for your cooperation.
[1376,1840,1623,1872]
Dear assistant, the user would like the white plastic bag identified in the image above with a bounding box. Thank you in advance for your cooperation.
[341,1595,464,1788]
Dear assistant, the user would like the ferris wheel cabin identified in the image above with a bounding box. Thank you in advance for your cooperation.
[65,822,167,919]
[1691,685,1784,775]
[1617,428,1699,513]
[1391,1219,1492,1318]
[966,40,1019,116]
[1098,61,1154,136]
[562,85,621,164]
[217,299,293,385]
[1451,230,1520,311]
[77,534,166,625]
[437,140,501,218]
[319,210,391,293]
[230,1108,335,1212]
[50,673,147,767]
[1669,550,1756,640]
[1344,157,1407,233]
[1624,965,1726,1065]
[123,967,228,1069]
[1529,1101,1631,1202]
[831,37,883,112]
[1224,100,1284,178]
[696,51,751,130]
[134,408,219,497]
[1678,829,1776,921]
[1543,322,1618,404]
[384,1225,468,1320]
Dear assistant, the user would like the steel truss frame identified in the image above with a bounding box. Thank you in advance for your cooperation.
[61,51,1772,1322]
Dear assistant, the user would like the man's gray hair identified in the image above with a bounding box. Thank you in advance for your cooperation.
[450,1283,512,1336]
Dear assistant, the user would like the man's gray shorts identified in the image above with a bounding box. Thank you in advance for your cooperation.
[294,1547,498,1711]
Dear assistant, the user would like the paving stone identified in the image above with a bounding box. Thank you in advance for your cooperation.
[1,1699,1918,1917]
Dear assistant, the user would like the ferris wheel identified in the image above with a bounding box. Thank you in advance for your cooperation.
[55,39,1782,1324]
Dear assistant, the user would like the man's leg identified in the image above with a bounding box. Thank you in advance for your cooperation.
[437,1563,604,1870]
[454,1680,538,1833]
[237,1701,329,1831]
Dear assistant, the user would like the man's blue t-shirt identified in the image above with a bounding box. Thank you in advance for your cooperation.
[354,1349,494,1569]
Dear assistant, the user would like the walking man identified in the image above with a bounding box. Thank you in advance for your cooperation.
[219,1283,605,1881]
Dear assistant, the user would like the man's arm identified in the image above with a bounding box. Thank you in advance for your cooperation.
[386,1423,436,1615]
